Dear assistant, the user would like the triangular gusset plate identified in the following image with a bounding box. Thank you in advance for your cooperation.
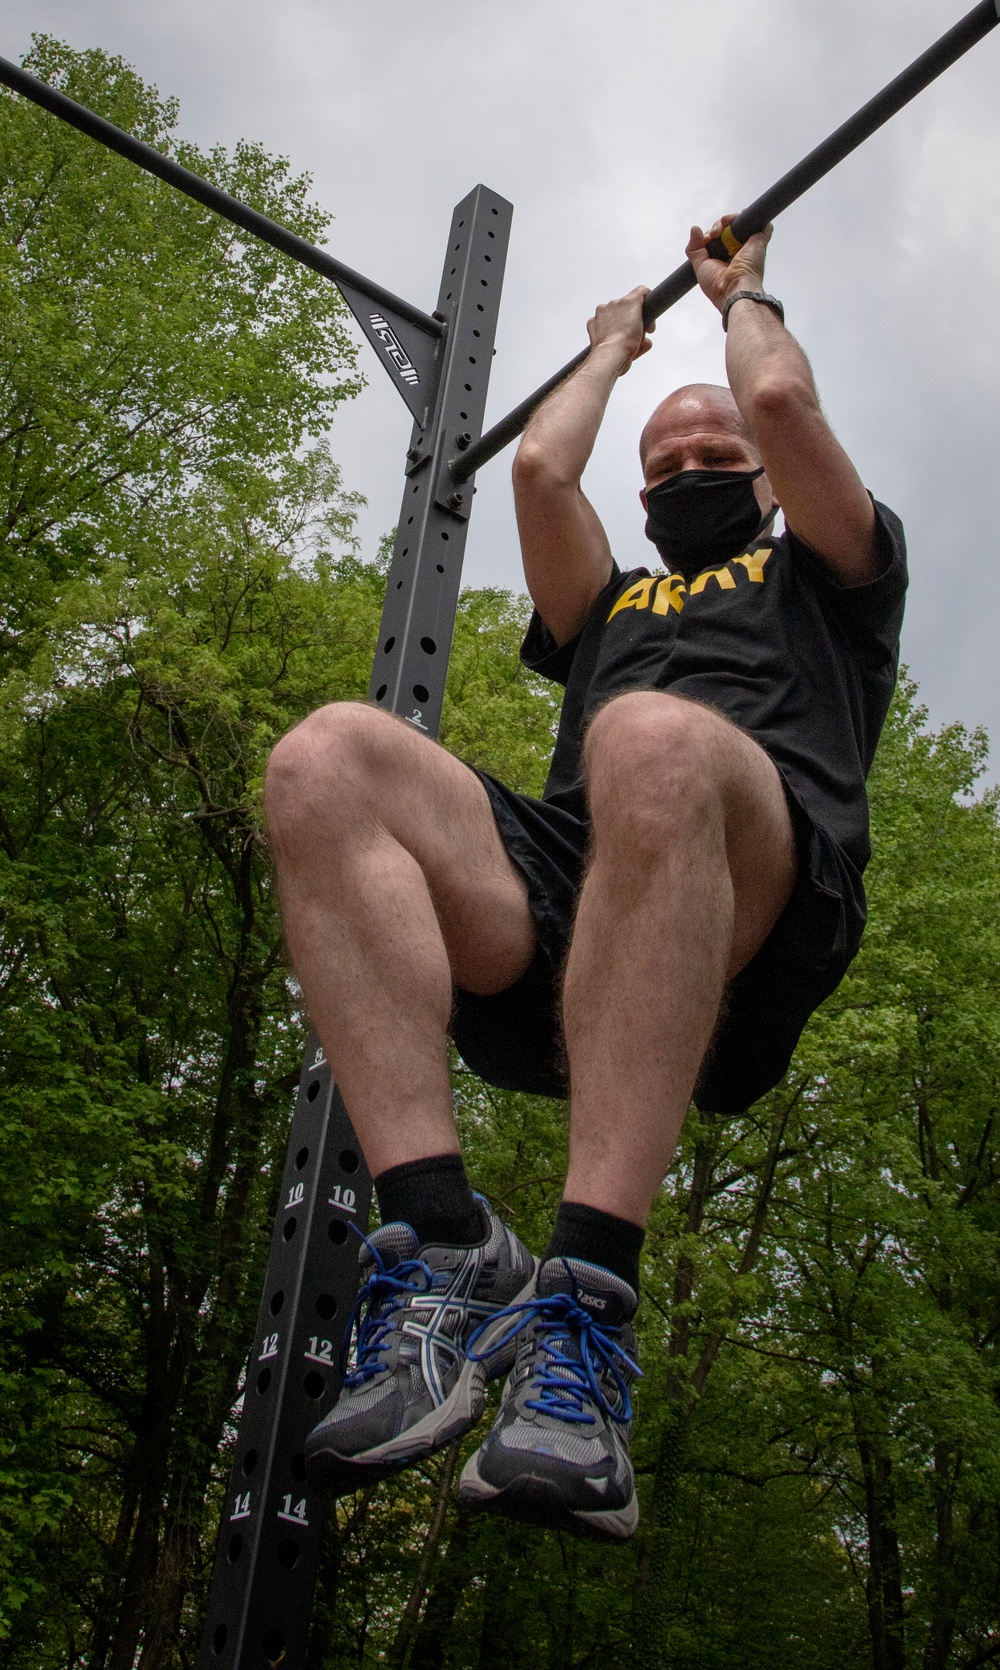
[338,282,441,426]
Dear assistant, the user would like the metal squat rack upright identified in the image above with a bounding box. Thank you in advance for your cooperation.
[195,185,513,1668]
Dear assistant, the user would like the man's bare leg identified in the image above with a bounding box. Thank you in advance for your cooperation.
[271,703,544,1490]
[264,701,535,1178]
[458,688,791,1534]
[561,690,797,1227]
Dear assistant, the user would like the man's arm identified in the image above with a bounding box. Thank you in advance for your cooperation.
[513,287,652,645]
[687,218,879,588]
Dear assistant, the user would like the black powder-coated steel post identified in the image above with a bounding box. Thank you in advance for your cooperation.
[196,1054,371,1670]
[368,185,513,738]
[450,0,1000,482]
[196,184,511,1670]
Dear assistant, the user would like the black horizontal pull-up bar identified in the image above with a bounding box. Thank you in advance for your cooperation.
[0,54,444,341]
[451,0,1000,483]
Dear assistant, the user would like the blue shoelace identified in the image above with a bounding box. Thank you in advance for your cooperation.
[468,1282,640,1426]
[341,1238,438,1387]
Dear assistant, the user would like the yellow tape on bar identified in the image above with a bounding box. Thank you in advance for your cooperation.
[720,223,743,257]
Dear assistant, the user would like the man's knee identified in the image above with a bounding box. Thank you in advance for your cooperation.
[583,692,726,843]
[264,700,401,840]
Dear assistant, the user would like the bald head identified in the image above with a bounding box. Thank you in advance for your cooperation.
[639,383,758,482]
[637,383,778,528]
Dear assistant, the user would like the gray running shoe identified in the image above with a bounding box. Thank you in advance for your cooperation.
[305,1198,537,1495]
[458,1256,640,1543]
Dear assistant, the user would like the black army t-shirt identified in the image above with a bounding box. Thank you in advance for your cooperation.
[520,500,907,889]
[451,500,907,1110]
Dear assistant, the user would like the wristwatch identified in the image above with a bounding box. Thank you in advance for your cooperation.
[722,289,785,332]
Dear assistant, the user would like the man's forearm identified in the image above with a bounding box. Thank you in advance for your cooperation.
[512,286,650,643]
[515,341,629,487]
[723,280,877,583]
[724,293,819,427]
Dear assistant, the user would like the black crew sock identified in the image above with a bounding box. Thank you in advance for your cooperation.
[374,1153,484,1247]
[545,1201,645,1295]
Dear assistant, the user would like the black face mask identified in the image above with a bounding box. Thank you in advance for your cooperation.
[644,467,772,576]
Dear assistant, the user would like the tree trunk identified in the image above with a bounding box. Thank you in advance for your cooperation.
[118,812,277,1669]
[99,1226,181,1668]
[632,1123,719,1669]
[136,1505,204,1670]
[855,1422,906,1670]
[407,1505,477,1670]
[306,1509,342,1670]
[632,1408,690,1670]
[87,1476,139,1670]
[105,1470,165,1670]
[387,1442,461,1669]
[630,1095,799,1669]
[477,1523,529,1669]
[922,1444,961,1670]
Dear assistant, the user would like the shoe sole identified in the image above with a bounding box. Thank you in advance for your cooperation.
[458,1453,639,1544]
[306,1262,539,1497]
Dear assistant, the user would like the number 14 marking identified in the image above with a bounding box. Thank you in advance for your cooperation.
[278,1494,309,1526]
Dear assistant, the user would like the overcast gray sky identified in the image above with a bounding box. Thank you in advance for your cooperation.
[7,0,1000,766]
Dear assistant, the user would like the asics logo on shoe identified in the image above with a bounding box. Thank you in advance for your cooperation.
[578,1292,607,1310]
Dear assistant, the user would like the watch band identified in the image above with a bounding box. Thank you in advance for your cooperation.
[722,289,785,332]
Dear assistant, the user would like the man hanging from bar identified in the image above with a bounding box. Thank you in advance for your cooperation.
[264,215,906,1542]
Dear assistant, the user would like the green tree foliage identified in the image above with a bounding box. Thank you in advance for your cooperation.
[1,38,999,1670]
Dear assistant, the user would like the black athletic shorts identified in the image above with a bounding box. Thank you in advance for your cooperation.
[450,769,866,1114]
